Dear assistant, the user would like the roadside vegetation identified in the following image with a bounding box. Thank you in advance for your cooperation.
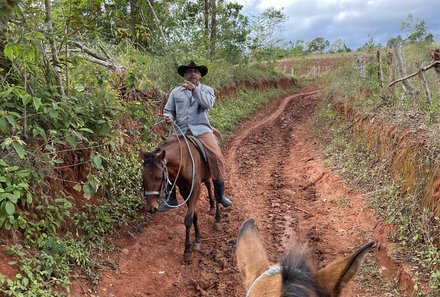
[311,35,440,295]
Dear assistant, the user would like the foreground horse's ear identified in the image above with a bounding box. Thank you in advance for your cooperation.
[236,218,271,289]
[316,242,374,296]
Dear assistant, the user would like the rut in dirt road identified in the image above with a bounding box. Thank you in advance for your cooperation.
[226,91,321,260]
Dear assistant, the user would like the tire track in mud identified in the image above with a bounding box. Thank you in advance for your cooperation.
[225,91,321,260]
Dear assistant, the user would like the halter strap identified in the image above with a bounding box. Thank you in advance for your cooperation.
[144,191,160,196]
[246,265,282,297]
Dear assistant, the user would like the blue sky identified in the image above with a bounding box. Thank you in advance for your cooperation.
[232,0,440,50]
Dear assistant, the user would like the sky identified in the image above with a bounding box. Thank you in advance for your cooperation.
[232,0,440,50]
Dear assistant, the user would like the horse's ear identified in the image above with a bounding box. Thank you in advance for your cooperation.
[236,218,271,289]
[156,150,166,161]
[139,149,146,160]
[316,242,374,296]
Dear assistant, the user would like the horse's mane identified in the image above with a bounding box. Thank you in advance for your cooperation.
[143,136,186,166]
[280,247,327,297]
[153,135,186,153]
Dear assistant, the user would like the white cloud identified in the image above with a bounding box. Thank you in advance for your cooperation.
[230,0,440,50]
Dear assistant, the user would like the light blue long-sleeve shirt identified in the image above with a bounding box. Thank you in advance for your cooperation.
[163,83,215,137]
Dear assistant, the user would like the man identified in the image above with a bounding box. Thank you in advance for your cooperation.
[158,61,232,212]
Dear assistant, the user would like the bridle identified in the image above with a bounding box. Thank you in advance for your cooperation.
[143,119,196,209]
[143,158,171,200]
[246,266,282,297]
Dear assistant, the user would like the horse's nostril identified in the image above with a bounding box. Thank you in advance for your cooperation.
[150,207,158,213]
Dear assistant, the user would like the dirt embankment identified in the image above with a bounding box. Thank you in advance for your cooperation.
[334,102,440,217]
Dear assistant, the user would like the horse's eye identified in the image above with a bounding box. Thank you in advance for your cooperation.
[155,177,162,181]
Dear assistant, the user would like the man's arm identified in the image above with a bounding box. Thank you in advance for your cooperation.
[163,91,176,124]
[193,85,215,110]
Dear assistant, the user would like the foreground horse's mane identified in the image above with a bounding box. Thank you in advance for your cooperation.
[281,248,324,297]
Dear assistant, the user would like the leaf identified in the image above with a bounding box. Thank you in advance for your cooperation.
[26,193,33,204]
[92,155,102,169]
[12,142,25,159]
[0,118,8,133]
[4,44,15,61]
[79,128,94,133]
[3,193,19,203]
[33,97,42,111]
[21,94,32,106]
[65,135,77,148]
[73,184,82,192]
[2,137,13,146]
[83,184,93,199]
[5,202,15,215]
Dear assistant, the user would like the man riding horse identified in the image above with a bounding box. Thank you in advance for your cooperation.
[158,61,232,211]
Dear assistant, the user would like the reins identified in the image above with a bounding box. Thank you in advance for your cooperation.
[159,120,196,209]
[246,266,282,297]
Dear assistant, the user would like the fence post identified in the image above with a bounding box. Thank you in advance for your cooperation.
[377,50,383,87]
[392,44,420,106]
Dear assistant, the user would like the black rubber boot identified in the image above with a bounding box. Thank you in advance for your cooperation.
[213,180,232,207]
[158,186,178,212]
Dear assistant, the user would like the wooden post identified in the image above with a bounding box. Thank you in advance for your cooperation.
[386,51,394,82]
[377,50,383,87]
[416,62,431,105]
[432,49,440,91]
[392,44,420,105]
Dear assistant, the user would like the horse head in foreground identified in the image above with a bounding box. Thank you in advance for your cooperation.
[236,218,374,297]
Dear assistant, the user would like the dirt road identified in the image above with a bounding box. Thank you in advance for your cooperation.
[79,87,385,296]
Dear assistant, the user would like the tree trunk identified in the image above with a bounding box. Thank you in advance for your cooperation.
[44,0,65,96]
[209,0,217,60]
[204,0,209,52]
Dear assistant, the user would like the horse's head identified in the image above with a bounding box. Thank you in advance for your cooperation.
[236,218,374,297]
[141,149,167,213]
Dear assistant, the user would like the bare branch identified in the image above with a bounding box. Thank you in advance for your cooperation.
[389,60,440,87]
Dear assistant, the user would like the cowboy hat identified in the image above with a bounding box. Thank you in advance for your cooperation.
[177,61,208,77]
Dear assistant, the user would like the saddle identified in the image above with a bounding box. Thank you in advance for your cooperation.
[186,135,208,162]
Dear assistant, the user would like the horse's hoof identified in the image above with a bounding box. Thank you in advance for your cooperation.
[209,208,216,216]
[194,242,201,251]
[183,253,192,264]
[214,223,223,231]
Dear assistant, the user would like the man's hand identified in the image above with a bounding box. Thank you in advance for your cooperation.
[163,114,173,125]
[181,81,196,91]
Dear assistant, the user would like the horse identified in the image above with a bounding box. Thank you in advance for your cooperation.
[236,218,374,297]
[141,133,223,262]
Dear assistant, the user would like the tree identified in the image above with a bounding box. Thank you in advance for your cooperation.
[401,13,434,45]
[249,7,288,61]
[288,40,306,57]
[329,39,351,53]
[307,37,329,54]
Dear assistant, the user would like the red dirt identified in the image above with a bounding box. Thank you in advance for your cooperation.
[71,87,400,297]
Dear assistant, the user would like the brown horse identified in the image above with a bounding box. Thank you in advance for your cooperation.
[141,135,223,262]
[236,218,374,297]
